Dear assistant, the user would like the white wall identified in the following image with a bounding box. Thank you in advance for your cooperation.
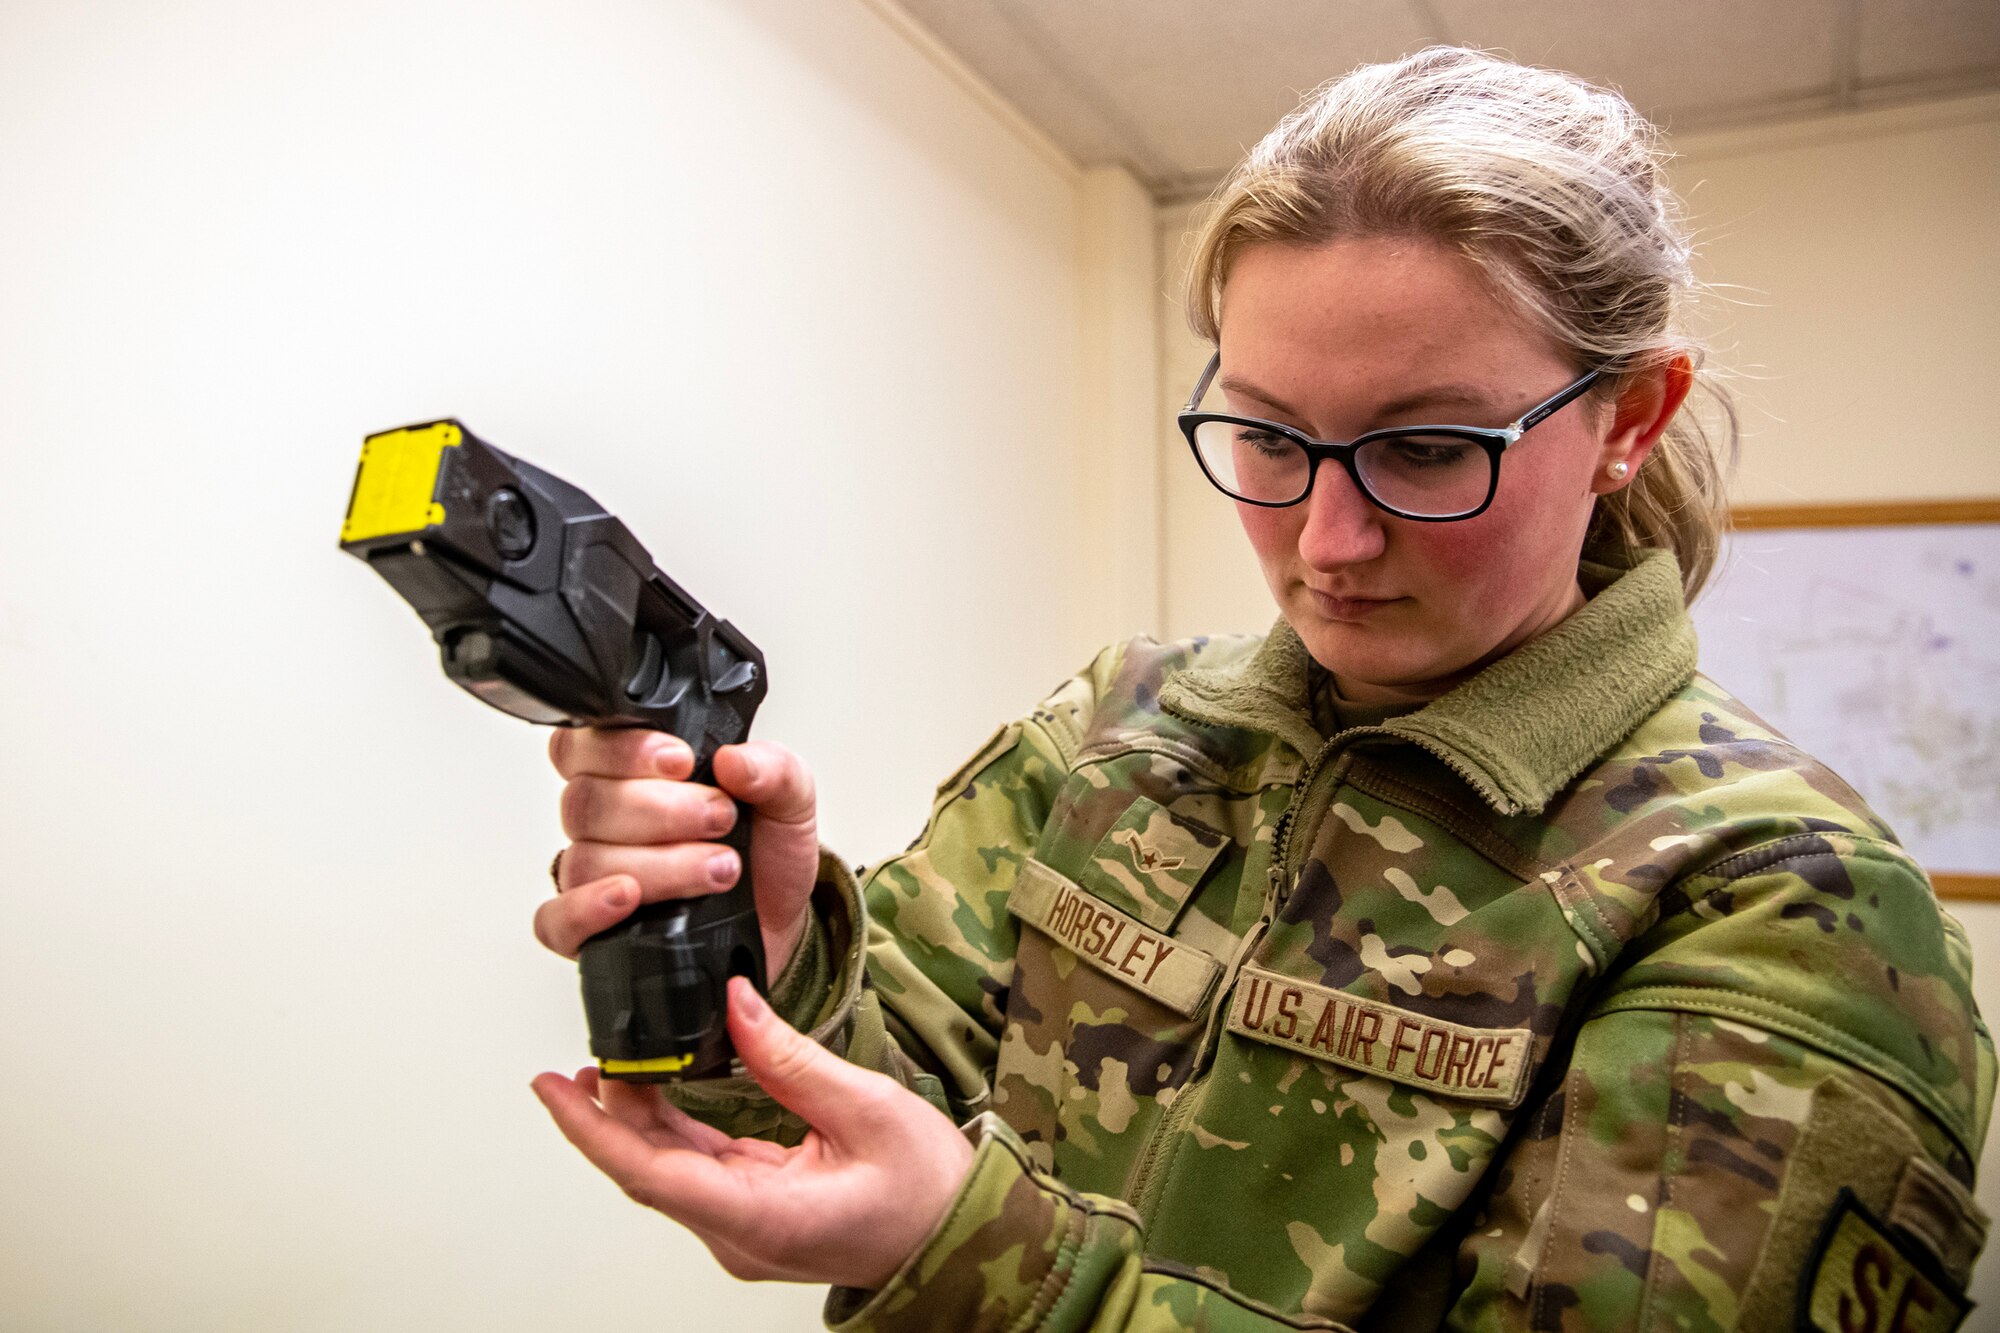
[0,2,1155,1329]
[1076,165,1166,635]
[1674,98,2000,505]
[1154,92,2000,1307]
[1157,204,1273,640]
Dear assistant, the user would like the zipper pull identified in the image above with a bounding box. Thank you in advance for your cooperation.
[1188,915,1272,1070]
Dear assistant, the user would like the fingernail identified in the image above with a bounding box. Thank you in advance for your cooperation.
[729,976,766,1026]
[706,799,736,836]
[707,850,740,886]
[736,752,761,784]
[603,881,633,910]
[653,740,691,776]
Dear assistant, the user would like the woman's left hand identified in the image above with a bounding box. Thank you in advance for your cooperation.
[530,977,975,1290]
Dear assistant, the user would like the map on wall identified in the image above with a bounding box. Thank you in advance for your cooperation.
[1690,519,2000,878]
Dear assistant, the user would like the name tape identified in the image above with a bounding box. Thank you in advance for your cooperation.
[1226,965,1534,1107]
[1009,859,1221,1016]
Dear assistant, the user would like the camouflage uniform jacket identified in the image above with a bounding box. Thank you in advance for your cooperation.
[678,550,1995,1331]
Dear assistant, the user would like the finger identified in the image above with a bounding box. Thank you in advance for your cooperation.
[556,839,743,897]
[579,1070,714,1152]
[533,1072,704,1192]
[593,1076,746,1157]
[534,853,741,958]
[725,977,899,1147]
[559,774,735,845]
[533,875,639,959]
[714,742,816,828]
[550,727,696,782]
[576,1069,784,1163]
[531,1073,751,1233]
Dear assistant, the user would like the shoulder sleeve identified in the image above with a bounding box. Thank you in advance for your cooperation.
[1443,837,1995,1332]
[1594,833,1994,1164]
[1445,1008,1988,1333]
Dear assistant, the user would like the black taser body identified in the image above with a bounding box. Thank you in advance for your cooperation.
[339,419,768,1082]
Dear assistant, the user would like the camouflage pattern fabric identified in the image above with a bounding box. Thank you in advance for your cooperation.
[676,549,1994,1331]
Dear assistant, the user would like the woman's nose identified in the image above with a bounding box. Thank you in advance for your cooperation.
[1296,463,1388,568]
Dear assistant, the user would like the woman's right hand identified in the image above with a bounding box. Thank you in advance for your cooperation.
[538,729,823,979]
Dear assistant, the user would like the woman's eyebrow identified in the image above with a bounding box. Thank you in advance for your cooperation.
[1215,373,1305,418]
[1372,385,1502,420]
[1217,374,1501,425]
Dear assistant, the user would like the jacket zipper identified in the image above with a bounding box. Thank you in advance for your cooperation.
[1271,728,1515,891]
[1127,915,1269,1223]
[1269,734,1348,906]
[1126,1037,1203,1222]
[1126,732,1345,1225]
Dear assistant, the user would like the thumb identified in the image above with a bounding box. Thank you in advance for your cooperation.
[727,976,885,1144]
[715,742,815,827]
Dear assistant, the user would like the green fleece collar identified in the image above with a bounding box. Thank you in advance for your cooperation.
[1159,549,1698,817]
[1158,618,1326,764]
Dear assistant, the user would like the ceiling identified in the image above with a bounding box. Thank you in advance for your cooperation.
[892,0,2000,199]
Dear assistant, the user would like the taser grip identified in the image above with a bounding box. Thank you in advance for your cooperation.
[579,782,766,1082]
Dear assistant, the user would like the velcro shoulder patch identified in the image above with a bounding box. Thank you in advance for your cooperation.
[1800,1189,1971,1333]
[1889,1155,1989,1286]
[1226,965,1534,1107]
[1007,859,1222,1016]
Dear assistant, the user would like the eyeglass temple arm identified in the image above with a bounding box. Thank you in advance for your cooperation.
[1186,351,1221,412]
[1514,368,1602,432]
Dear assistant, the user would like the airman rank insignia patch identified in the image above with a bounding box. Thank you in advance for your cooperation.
[1799,1189,1971,1333]
[1225,965,1534,1106]
[1080,796,1225,930]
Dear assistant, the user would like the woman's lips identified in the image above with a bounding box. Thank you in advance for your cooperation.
[1306,587,1403,620]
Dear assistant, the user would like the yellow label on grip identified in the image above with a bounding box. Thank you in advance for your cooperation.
[340,421,460,543]
[601,1054,695,1076]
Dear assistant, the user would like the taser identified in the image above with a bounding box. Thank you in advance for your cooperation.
[340,420,768,1081]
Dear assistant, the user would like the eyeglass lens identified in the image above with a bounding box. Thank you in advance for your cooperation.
[1189,419,1493,517]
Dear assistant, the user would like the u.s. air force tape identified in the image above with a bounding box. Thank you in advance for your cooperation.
[1008,859,1222,1016]
[1226,964,1535,1107]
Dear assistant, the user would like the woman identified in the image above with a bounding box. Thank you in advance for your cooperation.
[530,49,1992,1331]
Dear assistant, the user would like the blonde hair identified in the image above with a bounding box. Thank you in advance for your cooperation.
[1186,47,1734,599]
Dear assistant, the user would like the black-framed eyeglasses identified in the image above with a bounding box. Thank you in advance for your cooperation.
[1178,351,1602,521]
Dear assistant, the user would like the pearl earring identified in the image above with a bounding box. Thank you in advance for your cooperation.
[1607,460,1630,481]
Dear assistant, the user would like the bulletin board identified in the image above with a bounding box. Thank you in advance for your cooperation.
[1691,499,2000,901]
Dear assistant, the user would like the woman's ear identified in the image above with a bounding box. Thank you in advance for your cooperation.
[1592,353,1694,494]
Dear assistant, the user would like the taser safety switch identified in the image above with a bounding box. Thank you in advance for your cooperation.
[340,420,768,1082]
